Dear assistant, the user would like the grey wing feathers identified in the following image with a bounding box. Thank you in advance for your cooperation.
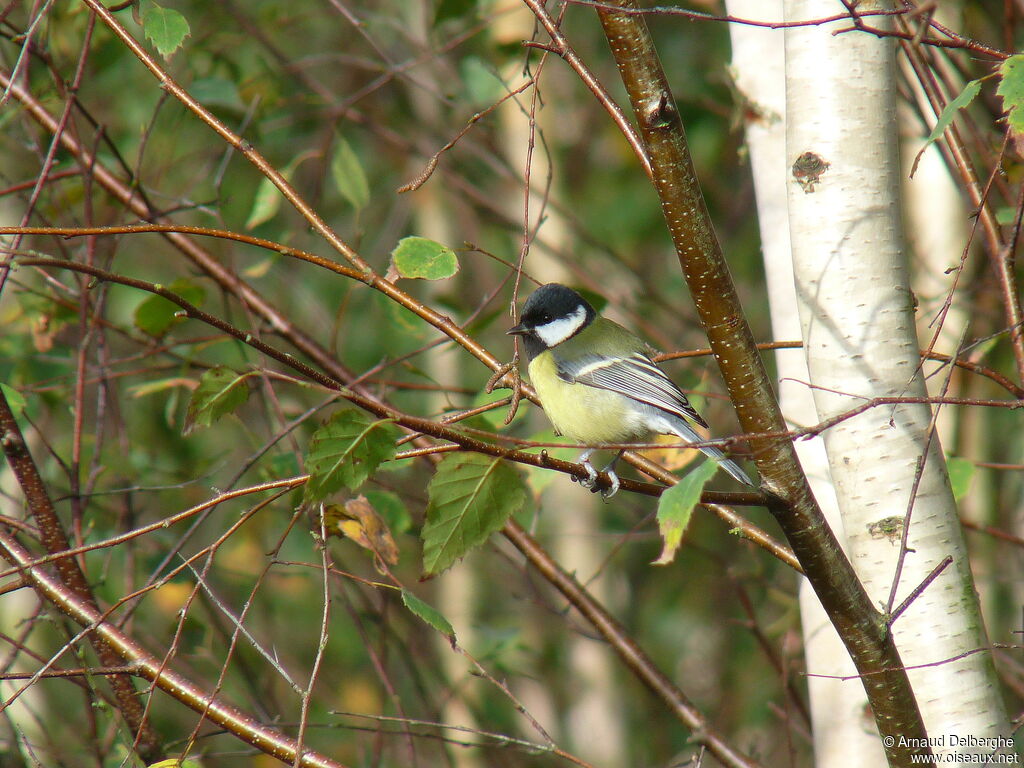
[558,353,709,429]
[556,352,753,486]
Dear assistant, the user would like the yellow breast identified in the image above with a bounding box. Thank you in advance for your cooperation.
[528,352,650,444]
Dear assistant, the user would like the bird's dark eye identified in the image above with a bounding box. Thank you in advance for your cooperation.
[538,312,551,323]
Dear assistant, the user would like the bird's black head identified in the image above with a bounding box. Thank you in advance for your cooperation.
[508,283,596,359]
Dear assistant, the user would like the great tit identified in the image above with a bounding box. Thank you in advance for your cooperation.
[508,283,753,496]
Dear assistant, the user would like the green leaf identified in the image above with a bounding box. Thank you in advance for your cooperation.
[133,278,205,337]
[998,55,1024,136]
[189,77,245,112]
[947,456,975,502]
[925,78,982,144]
[246,158,302,230]
[390,237,459,281]
[364,490,412,534]
[653,460,718,565]
[183,367,250,435]
[460,56,505,107]
[0,383,26,415]
[304,410,400,502]
[331,136,370,211]
[382,292,430,340]
[401,589,456,642]
[995,206,1018,226]
[911,78,983,177]
[246,176,284,230]
[128,377,190,399]
[142,3,190,58]
[421,453,526,575]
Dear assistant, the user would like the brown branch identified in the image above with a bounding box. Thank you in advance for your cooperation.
[582,0,931,763]
[887,556,953,628]
[519,0,652,179]
[77,0,369,274]
[659,341,1024,399]
[0,524,347,768]
[0,66,364,390]
[2,255,801,570]
[0,387,163,761]
[895,18,1024,384]
[0,79,762,511]
[502,520,765,768]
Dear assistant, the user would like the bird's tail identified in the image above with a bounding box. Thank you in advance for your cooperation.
[663,418,753,487]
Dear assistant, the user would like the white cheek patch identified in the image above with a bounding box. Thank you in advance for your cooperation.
[535,305,587,347]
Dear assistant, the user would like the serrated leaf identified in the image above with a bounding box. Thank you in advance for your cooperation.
[653,460,718,566]
[946,456,975,502]
[331,136,370,211]
[401,588,456,642]
[304,410,400,502]
[391,236,459,280]
[183,367,250,435]
[0,383,26,415]
[999,55,1024,136]
[142,3,190,58]
[134,279,205,337]
[421,453,526,575]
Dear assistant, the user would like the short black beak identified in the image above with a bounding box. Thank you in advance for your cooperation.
[507,323,528,336]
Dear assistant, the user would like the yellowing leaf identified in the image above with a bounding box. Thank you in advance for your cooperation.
[642,432,703,472]
[323,497,400,566]
[147,759,202,768]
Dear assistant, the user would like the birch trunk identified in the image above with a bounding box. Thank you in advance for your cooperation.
[725,2,884,764]
[783,0,1009,760]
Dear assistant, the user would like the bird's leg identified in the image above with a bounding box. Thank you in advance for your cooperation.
[572,449,599,490]
[598,451,623,498]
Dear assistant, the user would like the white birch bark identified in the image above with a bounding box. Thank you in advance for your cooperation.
[725,2,884,765]
[783,0,1010,760]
